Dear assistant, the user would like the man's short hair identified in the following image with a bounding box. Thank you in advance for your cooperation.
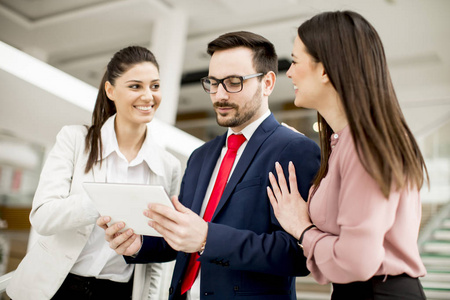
[207,31,278,75]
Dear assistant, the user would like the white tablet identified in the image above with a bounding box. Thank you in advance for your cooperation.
[82,182,174,237]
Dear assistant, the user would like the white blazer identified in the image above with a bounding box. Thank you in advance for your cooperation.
[7,124,181,300]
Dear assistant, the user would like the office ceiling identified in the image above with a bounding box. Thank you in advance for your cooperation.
[0,0,449,142]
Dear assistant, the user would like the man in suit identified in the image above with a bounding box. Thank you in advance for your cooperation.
[100,31,320,299]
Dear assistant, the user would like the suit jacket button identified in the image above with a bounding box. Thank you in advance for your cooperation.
[169,287,173,295]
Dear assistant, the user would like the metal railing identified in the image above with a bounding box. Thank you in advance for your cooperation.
[0,271,13,294]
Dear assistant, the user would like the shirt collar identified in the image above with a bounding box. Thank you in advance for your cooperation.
[101,115,118,159]
[330,124,349,149]
[140,124,166,176]
[100,114,165,176]
[226,109,271,143]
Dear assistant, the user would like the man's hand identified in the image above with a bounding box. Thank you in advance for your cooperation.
[281,122,304,135]
[144,196,207,253]
[96,216,142,256]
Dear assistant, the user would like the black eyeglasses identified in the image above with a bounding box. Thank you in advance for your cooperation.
[200,73,264,94]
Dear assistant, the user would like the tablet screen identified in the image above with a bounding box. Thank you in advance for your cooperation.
[83,182,173,236]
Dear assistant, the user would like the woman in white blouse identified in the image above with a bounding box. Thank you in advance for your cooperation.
[7,46,181,300]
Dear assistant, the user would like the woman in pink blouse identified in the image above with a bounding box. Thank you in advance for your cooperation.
[268,11,428,299]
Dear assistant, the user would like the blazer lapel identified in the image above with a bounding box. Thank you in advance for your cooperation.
[211,114,279,220]
[190,134,227,215]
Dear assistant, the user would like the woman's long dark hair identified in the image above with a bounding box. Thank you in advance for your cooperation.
[84,46,159,173]
[299,11,428,197]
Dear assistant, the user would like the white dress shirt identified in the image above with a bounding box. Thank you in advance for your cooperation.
[71,115,155,282]
[187,110,271,300]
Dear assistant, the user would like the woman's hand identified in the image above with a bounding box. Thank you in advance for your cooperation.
[267,161,313,240]
[97,216,142,256]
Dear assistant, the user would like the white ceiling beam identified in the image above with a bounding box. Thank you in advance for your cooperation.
[0,41,97,112]
[0,0,172,29]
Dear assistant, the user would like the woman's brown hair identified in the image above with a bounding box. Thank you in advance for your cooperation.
[84,46,159,173]
[298,11,428,197]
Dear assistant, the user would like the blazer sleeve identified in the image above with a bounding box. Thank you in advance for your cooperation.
[199,136,320,276]
[30,126,99,236]
[125,235,178,264]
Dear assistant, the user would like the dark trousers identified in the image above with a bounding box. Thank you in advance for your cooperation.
[51,273,133,300]
[331,274,426,300]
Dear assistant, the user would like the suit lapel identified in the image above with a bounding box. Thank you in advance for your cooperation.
[190,134,227,215]
[211,114,279,220]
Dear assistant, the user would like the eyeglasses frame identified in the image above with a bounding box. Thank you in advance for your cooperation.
[200,73,264,94]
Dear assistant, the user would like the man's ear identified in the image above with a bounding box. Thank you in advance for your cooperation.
[105,81,115,101]
[262,71,276,97]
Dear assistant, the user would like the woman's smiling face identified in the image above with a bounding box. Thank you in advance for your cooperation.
[286,36,325,111]
[106,62,161,127]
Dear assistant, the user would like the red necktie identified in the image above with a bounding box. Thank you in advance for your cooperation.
[181,134,246,294]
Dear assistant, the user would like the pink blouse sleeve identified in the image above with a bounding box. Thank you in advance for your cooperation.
[302,143,401,284]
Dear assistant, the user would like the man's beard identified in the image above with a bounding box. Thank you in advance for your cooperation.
[214,85,262,128]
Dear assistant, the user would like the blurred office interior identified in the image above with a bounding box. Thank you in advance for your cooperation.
[0,0,449,298]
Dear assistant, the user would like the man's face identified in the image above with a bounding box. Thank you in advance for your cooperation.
[208,47,265,132]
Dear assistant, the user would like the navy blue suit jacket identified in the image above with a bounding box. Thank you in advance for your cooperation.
[128,114,320,299]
